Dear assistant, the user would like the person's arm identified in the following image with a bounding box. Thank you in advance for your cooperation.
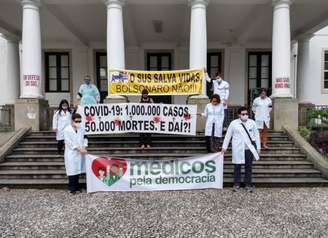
[204,72,212,83]
[268,98,273,113]
[52,111,58,132]
[92,85,101,103]
[253,121,261,152]
[64,129,86,154]
[252,98,257,114]
[201,104,208,117]
[224,82,230,100]
[222,123,233,152]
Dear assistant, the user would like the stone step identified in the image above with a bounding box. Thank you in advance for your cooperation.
[18,141,295,148]
[5,154,307,162]
[1,177,328,188]
[0,168,322,180]
[0,160,314,170]
[11,147,301,155]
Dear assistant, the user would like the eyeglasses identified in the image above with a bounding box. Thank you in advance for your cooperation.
[240,113,248,116]
[74,120,82,123]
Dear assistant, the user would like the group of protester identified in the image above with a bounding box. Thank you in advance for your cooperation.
[52,71,273,194]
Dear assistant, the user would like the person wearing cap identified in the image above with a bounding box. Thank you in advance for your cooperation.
[78,75,100,105]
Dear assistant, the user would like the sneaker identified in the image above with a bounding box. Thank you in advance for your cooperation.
[147,144,151,148]
[140,144,145,149]
[232,184,240,192]
[69,191,77,195]
[245,186,254,193]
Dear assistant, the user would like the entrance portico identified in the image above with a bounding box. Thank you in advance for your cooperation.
[1,0,328,130]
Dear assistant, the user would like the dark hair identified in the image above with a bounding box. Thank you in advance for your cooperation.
[210,94,221,103]
[72,113,82,121]
[57,99,71,114]
[260,88,267,94]
[215,72,222,78]
[142,89,149,95]
[238,106,248,114]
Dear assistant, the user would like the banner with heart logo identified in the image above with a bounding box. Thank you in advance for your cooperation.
[86,153,223,193]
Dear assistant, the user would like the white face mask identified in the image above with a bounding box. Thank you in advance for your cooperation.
[240,115,249,121]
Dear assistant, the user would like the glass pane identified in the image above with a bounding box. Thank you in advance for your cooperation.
[325,62,328,70]
[48,55,56,67]
[261,67,269,78]
[101,79,107,92]
[249,55,257,67]
[261,55,269,66]
[249,67,257,79]
[210,56,219,67]
[161,56,169,68]
[325,80,328,89]
[325,72,328,80]
[249,79,257,89]
[49,67,57,79]
[61,67,69,79]
[49,80,57,91]
[325,52,328,62]
[100,56,107,67]
[100,68,107,78]
[149,56,157,68]
[261,79,269,88]
[61,55,69,67]
[149,67,158,71]
[61,80,69,91]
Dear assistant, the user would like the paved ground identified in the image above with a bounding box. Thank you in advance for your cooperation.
[0,187,327,238]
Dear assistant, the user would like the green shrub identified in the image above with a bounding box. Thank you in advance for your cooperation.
[298,126,310,140]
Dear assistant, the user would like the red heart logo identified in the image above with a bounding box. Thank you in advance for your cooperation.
[91,157,127,186]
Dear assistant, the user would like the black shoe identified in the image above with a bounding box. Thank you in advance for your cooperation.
[69,191,77,195]
[232,184,240,192]
[245,186,254,193]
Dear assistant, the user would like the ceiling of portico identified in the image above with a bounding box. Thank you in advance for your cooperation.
[0,0,328,46]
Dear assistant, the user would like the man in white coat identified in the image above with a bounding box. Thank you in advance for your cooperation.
[221,107,261,192]
[252,88,272,149]
[64,113,88,194]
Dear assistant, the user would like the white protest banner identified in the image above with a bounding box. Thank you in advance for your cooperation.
[81,103,197,136]
[86,153,223,193]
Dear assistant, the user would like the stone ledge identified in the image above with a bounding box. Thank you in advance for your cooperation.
[0,128,31,163]
[283,126,328,179]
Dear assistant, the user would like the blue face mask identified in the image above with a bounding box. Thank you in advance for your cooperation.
[85,80,91,85]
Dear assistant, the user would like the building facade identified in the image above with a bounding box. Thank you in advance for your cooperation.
[0,0,328,130]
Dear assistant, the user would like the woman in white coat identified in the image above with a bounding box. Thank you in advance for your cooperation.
[64,113,88,194]
[221,107,261,192]
[52,99,72,154]
[202,94,225,153]
[252,89,272,149]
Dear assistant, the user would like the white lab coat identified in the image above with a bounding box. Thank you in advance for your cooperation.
[222,119,261,164]
[52,110,71,141]
[205,73,230,109]
[252,96,272,129]
[64,125,87,176]
[202,103,225,137]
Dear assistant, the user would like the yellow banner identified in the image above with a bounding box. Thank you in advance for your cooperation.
[108,69,203,95]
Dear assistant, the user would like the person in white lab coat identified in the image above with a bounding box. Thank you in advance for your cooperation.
[204,69,230,127]
[64,113,88,194]
[221,107,261,193]
[252,88,272,149]
[201,94,225,153]
[52,99,72,154]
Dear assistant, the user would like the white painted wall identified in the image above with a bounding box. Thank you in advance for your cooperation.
[297,26,328,105]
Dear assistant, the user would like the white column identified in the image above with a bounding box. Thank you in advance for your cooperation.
[104,0,125,99]
[189,0,209,97]
[0,35,20,105]
[21,0,42,98]
[271,0,293,98]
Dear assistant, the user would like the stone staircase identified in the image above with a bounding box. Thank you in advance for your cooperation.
[0,131,328,188]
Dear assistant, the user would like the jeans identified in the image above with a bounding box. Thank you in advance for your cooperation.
[233,150,254,187]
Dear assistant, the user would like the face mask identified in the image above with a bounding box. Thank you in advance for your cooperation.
[62,106,68,110]
[142,94,148,98]
[240,115,249,121]
[85,80,91,85]
[217,77,222,82]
